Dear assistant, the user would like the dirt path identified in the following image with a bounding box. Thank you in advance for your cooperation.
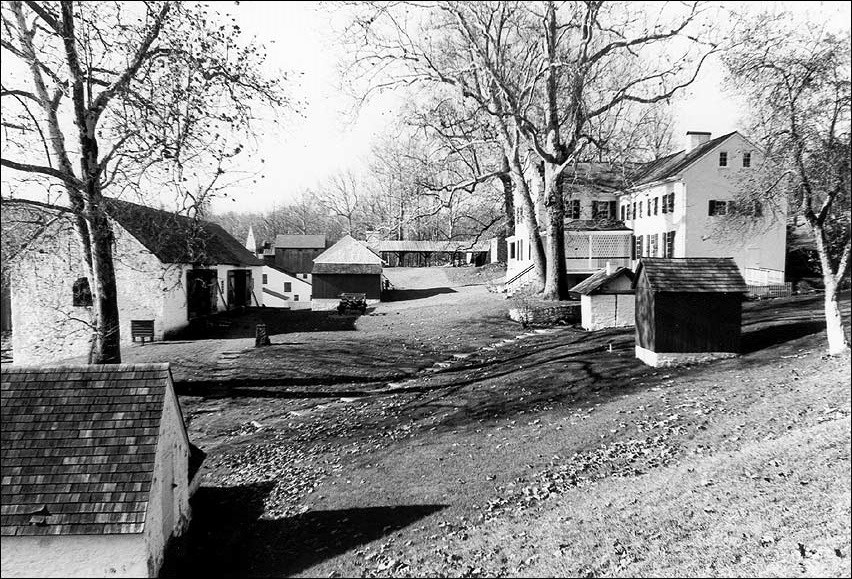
[162,291,851,578]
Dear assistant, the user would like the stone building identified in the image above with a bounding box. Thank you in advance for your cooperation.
[1,363,205,578]
[569,264,635,331]
[9,198,263,364]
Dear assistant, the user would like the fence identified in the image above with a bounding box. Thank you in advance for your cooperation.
[747,283,792,299]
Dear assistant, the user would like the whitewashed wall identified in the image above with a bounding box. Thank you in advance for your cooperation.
[1,534,148,578]
[260,265,312,309]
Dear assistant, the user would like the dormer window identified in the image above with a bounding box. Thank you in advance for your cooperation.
[719,152,728,167]
[742,152,751,168]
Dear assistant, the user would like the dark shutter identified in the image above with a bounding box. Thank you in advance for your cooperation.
[708,200,716,216]
[609,200,617,218]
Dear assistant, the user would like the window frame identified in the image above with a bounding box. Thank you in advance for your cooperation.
[742,151,751,168]
[72,277,93,307]
[719,151,728,167]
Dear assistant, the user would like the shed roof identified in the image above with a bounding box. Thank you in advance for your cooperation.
[633,258,747,293]
[368,239,491,253]
[274,234,327,249]
[628,132,738,187]
[1,363,186,536]
[106,198,263,266]
[314,235,383,267]
[569,266,634,296]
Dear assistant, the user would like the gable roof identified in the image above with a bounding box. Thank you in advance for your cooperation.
[1,363,184,536]
[569,266,634,296]
[264,262,312,285]
[628,132,738,188]
[633,258,747,293]
[106,199,263,266]
[312,235,383,275]
[274,234,326,249]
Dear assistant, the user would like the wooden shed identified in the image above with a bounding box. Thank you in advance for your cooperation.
[311,235,384,311]
[633,258,747,367]
[569,264,634,331]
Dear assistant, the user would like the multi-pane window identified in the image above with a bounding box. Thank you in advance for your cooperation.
[647,198,652,215]
[664,231,676,257]
[742,152,751,168]
[635,235,643,258]
[72,277,93,307]
[625,203,631,220]
[566,199,581,220]
[653,197,659,215]
[649,233,658,257]
[632,202,637,219]
[284,282,292,292]
[719,151,728,167]
[638,202,643,219]
[294,295,299,302]
[262,274,268,285]
[708,200,728,216]
[667,193,675,213]
[593,201,612,219]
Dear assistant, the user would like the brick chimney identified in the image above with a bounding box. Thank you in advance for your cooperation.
[686,131,711,151]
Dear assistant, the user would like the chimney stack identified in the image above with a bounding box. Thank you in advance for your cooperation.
[686,131,711,151]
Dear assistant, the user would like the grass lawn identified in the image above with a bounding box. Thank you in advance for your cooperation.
[154,269,850,578]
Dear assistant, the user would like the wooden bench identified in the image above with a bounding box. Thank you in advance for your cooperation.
[130,320,155,343]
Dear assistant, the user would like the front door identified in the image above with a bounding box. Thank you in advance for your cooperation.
[227,270,252,308]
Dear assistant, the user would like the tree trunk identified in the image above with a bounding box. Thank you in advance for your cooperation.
[86,207,122,363]
[812,221,850,355]
[498,154,515,238]
[541,162,568,300]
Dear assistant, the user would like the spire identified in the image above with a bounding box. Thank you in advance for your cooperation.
[245,225,257,253]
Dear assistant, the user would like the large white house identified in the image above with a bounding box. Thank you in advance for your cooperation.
[506,131,787,292]
[10,199,264,364]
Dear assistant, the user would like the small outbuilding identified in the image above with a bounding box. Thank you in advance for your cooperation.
[569,264,634,331]
[1,363,205,578]
[311,235,384,311]
[633,257,747,367]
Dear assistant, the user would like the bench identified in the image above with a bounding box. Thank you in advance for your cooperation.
[130,320,155,343]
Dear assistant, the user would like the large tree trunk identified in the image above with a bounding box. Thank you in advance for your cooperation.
[86,206,122,364]
[541,162,568,300]
[498,154,515,238]
[503,141,545,291]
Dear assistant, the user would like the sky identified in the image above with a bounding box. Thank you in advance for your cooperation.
[209,0,851,215]
[2,1,849,214]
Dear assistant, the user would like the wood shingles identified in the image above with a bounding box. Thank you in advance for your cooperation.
[1,364,171,536]
[635,258,748,293]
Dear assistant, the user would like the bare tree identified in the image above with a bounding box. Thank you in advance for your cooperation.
[316,169,364,236]
[1,1,284,362]
[724,13,851,355]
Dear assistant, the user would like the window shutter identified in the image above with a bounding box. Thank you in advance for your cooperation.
[609,201,617,218]
[708,200,715,216]
[662,197,668,214]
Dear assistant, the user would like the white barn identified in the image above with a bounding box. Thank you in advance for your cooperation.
[9,199,264,365]
[260,263,313,309]
[1,363,205,578]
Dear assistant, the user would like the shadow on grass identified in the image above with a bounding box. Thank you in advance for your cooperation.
[165,308,360,341]
[741,320,827,354]
[383,287,457,302]
[162,482,445,577]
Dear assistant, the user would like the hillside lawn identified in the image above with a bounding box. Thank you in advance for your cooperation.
[141,267,850,578]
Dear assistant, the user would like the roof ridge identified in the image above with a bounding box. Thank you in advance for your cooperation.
[1,363,171,373]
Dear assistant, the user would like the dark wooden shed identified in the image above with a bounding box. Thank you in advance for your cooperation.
[311,235,384,309]
[633,258,747,367]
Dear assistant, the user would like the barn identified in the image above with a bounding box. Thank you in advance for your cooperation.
[1,363,205,578]
[311,235,384,311]
[569,264,634,331]
[633,257,747,367]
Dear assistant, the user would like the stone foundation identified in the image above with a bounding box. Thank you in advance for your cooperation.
[635,345,738,367]
[508,303,580,326]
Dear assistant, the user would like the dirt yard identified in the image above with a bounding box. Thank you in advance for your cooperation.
[124,267,849,578]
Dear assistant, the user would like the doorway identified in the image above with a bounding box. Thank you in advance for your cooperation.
[227,270,252,308]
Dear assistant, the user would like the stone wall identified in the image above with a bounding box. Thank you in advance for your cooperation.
[508,301,581,326]
[581,294,635,331]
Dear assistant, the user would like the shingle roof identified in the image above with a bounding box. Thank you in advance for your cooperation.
[628,132,738,187]
[368,239,491,253]
[1,363,180,536]
[569,266,634,296]
[564,219,632,231]
[314,235,383,266]
[106,198,263,266]
[274,234,327,249]
[634,258,748,293]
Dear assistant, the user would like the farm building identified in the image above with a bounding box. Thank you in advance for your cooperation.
[569,264,634,331]
[269,234,327,283]
[367,237,495,267]
[1,363,204,578]
[633,257,747,367]
[259,263,313,309]
[311,235,384,311]
[9,198,263,365]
